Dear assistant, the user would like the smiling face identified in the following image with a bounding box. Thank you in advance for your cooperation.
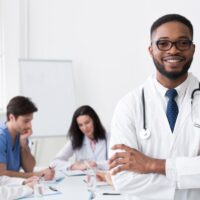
[149,21,195,85]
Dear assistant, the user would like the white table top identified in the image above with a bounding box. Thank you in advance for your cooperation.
[21,171,140,200]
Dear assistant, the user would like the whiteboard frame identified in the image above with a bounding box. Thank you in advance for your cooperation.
[19,58,76,137]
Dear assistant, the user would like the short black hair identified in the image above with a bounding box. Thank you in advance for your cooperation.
[150,14,193,39]
[7,96,38,120]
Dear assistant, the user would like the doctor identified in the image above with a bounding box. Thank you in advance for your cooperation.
[51,105,108,170]
[109,14,200,200]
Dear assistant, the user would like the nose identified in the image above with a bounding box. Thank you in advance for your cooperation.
[168,43,181,53]
[81,124,88,131]
[27,122,32,129]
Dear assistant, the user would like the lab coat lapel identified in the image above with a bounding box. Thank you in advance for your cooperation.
[168,74,198,152]
[141,79,174,157]
[147,79,173,136]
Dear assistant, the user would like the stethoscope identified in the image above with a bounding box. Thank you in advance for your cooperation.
[139,83,200,139]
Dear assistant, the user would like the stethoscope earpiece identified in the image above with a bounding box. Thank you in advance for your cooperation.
[139,128,151,139]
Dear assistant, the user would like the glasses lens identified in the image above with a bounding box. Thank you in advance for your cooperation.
[176,40,192,50]
[155,40,192,51]
[156,40,171,51]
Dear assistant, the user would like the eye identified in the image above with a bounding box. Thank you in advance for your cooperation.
[78,123,83,128]
[157,40,170,48]
[178,40,191,46]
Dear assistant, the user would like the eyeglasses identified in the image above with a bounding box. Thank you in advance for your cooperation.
[153,39,193,51]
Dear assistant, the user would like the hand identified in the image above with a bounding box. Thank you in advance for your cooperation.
[86,161,97,169]
[23,176,39,189]
[39,168,55,181]
[96,171,112,185]
[70,161,97,170]
[25,180,37,189]
[109,144,155,175]
[23,176,39,184]
[70,161,87,170]
[96,171,106,182]
[20,128,32,147]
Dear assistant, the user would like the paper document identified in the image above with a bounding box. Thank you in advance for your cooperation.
[19,185,61,199]
[45,173,65,184]
[61,169,86,176]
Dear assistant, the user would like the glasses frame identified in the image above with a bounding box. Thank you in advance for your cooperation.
[153,39,193,51]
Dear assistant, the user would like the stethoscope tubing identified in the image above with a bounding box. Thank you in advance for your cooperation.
[142,88,146,130]
[141,82,200,131]
[191,82,200,100]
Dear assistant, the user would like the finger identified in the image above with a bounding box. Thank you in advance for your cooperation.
[109,157,128,170]
[23,128,32,135]
[110,164,129,175]
[111,144,133,152]
[109,152,128,164]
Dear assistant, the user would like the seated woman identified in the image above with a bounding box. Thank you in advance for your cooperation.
[0,175,38,200]
[51,105,108,171]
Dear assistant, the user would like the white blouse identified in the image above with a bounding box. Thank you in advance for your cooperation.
[51,135,109,170]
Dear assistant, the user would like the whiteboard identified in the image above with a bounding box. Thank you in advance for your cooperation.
[19,59,76,137]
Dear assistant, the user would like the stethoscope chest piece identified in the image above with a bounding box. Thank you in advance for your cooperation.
[139,129,151,139]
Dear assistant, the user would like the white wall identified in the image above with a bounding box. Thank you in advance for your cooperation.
[1,0,20,107]
[2,0,200,130]
[2,0,200,165]
[3,0,200,130]
[23,0,200,131]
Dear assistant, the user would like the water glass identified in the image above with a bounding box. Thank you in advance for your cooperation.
[86,168,96,199]
[34,182,45,198]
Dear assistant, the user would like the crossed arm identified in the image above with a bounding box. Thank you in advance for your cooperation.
[109,144,166,175]
[0,163,55,180]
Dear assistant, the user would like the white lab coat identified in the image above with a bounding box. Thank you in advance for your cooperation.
[0,176,33,200]
[110,73,200,200]
[51,135,108,170]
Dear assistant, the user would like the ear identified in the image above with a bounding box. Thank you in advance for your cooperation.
[148,46,153,58]
[9,114,15,121]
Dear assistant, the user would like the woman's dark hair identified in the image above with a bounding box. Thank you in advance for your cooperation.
[68,105,106,150]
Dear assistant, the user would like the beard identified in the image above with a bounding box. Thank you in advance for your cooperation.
[152,57,193,80]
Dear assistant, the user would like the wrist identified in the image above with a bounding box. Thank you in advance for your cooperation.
[20,144,29,149]
[148,158,166,174]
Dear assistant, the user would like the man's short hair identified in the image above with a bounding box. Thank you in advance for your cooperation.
[7,96,38,120]
[150,14,193,39]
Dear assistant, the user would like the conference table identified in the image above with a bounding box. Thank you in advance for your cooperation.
[21,170,140,200]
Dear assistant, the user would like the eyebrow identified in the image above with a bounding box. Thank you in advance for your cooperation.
[157,36,191,40]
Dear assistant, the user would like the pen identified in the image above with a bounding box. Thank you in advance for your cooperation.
[48,186,58,192]
[102,193,121,195]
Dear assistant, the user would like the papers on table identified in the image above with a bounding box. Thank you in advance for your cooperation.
[60,169,86,176]
[96,181,109,187]
[19,185,61,199]
[45,173,65,184]
[39,185,61,196]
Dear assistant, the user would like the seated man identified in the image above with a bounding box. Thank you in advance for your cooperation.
[0,175,38,200]
[0,96,54,180]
